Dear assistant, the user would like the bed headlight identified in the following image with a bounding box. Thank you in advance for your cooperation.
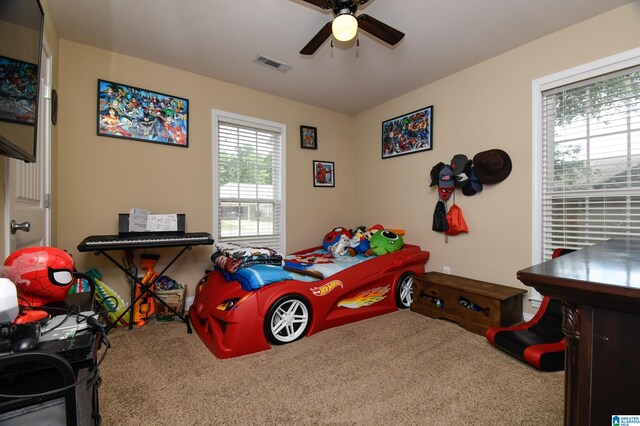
[216,298,240,311]
[216,293,255,311]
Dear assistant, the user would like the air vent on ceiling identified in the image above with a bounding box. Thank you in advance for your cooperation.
[253,55,291,73]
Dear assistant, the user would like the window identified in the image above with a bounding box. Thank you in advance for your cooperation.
[212,110,286,253]
[533,49,640,265]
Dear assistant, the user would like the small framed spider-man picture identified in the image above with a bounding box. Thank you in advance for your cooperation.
[313,160,334,188]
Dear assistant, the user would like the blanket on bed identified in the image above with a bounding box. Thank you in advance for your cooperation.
[284,250,372,280]
[211,242,283,274]
[217,249,375,291]
[219,264,294,291]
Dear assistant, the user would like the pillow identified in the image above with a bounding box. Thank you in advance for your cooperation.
[224,264,293,291]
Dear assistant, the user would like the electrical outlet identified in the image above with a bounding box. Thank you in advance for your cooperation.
[443,266,451,274]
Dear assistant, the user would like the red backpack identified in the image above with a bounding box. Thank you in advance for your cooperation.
[445,203,469,235]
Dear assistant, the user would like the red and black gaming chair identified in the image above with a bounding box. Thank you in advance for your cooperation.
[485,248,576,372]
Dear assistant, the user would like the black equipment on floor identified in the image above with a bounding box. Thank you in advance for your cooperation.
[0,311,105,425]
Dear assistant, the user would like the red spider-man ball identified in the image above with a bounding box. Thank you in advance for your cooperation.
[3,247,75,307]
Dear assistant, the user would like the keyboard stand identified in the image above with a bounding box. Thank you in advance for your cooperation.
[78,232,215,334]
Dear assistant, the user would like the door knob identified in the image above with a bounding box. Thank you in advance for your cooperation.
[10,220,31,234]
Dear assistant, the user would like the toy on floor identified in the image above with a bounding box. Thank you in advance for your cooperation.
[87,268,129,328]
[133,254,158,325]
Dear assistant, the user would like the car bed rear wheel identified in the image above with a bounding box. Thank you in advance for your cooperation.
[264,295,311,345]
[395,272,415,309]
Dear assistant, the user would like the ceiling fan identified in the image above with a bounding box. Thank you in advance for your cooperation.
[299,0,405,55]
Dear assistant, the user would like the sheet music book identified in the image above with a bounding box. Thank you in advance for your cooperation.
[129,208,150,232]
[129,208,178,232]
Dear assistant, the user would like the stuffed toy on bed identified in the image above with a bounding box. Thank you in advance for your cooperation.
[348,225,373,257]
[369,229,404,256]
[323,227,352,256]
[327,235,351,256]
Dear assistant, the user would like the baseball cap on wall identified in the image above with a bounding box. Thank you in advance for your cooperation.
[470,167,483,193]
[450,154,469,176]
[460,162,477,196]
[438,165,455,189]
[429,162,445,187]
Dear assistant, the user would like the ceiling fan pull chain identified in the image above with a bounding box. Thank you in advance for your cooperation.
[331,39,334,49]
[356,38,359,47]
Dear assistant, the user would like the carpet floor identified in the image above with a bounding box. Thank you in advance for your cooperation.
[98,310,564,425]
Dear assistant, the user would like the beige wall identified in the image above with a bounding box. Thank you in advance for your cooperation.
[354,3,640,314]
[56,40,356,299]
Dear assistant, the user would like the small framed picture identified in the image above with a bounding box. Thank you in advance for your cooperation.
[300,125,317,149]
[313,160,334,187]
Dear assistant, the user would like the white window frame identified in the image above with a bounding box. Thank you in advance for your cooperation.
[531,47,640,305]
[212,109,286,253]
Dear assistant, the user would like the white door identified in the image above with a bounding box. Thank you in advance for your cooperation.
[4,43,51,254]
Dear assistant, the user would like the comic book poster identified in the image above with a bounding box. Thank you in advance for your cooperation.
[382,106,433,159]
[97,79,188,147]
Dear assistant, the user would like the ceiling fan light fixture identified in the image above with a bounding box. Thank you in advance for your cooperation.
[332,13,358,42]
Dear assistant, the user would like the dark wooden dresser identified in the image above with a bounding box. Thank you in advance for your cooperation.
[517,237,640,426]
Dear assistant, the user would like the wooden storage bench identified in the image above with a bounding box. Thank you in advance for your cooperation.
[411,272,527,336]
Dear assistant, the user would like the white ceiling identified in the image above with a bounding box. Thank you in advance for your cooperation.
[48,0,632,115]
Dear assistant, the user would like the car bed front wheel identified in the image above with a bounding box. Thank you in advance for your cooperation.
[264,295,311,345]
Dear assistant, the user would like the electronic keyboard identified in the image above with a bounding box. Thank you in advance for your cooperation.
[78,232,214,252]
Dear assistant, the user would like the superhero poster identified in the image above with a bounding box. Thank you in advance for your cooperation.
[382,105,433,159]
[97,79,189,147]
[0,56,38,125]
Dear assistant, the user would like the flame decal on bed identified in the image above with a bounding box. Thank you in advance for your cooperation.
[337,286,390,309]
[310,280,343,296]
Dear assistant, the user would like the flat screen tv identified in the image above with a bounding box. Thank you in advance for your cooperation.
[0,0,44,163]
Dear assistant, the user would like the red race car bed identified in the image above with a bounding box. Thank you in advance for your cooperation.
[190,243,429,359]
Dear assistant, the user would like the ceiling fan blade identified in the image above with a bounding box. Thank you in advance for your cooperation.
[300,22,333,55]
[302,0,331,9]
[357,14,405,46]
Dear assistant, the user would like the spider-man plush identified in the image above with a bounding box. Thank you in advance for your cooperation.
[3,247,75,307]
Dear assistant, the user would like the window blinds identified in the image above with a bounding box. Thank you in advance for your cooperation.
[216,119,284,252]
[540,65,640,259]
